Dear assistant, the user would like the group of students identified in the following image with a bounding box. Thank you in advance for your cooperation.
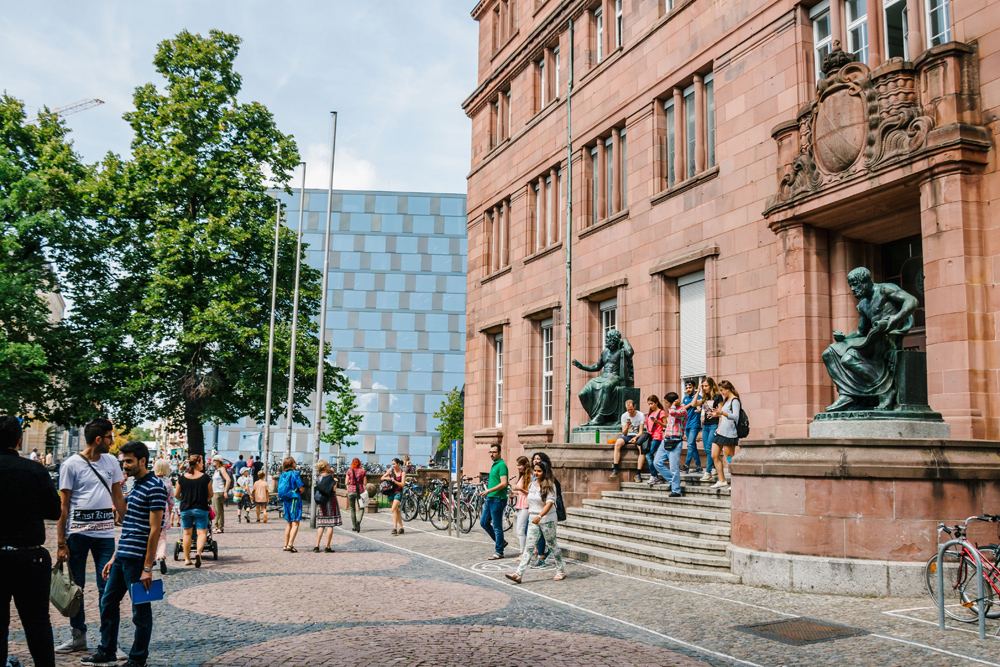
[609,377,743,491]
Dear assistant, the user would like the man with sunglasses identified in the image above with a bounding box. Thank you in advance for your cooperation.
[54,419,126,655]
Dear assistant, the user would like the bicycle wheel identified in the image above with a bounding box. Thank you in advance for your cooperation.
[502,501,515,532]
[458,502,475,534]
[926,550,1000,622]
[428,500,451,531]
[400,495,418,522]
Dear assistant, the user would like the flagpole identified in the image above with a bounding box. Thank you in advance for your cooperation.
[263,198,281,482]
[284,162,307,463]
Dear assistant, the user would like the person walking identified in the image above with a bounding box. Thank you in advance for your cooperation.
[232,454,247,480]
[681,380,703,473]
[175,455,212,567]
[512,456,531,555]
[479,444,508,559]
[312,460,341,552]
[528,452,565,568]
[54,418,126,655]
[345,458,366,532]
[609,399,644,479]
[651,392,687,497]
[505,461,565,584]
[28,448,38,461]
[380,458,406,535]
[697,378,723,483]
[251,455,263,481]
[0,416,61,667]
[234,467,252,523]
[80,441,167,667]
[710,380,742,489]
[252,471,269,523]
[45,450,54,466]
[209,455,231,533]
[277,458,305,552]
[151,459,174,575]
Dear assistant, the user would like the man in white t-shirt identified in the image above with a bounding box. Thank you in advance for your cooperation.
[28,448,39,461]
[609,399,645,479]
[54,418,127,655]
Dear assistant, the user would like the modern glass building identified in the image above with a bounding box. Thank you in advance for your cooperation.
[208,188,467,465]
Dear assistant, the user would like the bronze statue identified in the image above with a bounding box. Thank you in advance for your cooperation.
[572,328,634,425]
[822,267,918,411]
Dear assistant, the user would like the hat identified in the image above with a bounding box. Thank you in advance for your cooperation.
[212,455,224,462]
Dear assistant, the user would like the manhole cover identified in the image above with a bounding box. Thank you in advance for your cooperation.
[735,617,869,646]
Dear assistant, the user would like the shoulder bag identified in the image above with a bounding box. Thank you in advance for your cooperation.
[50,562,83,618]
[76,453,113,497]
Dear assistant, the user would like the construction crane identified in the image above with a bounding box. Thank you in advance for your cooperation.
[50,98,104,118]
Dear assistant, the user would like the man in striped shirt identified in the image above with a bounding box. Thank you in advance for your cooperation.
[81,441,167,667]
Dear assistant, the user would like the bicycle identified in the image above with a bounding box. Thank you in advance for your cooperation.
[400,479,422,522]
[925,514,1000,623]
[426,479,474,533]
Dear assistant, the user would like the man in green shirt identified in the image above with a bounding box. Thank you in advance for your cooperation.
[479,444,508,558]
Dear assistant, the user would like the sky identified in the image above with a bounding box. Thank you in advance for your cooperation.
[0,0,479,194]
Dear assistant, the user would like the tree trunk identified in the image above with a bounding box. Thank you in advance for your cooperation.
[185,398,206,456]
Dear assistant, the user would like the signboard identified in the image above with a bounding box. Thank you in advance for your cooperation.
[450,439,461,482]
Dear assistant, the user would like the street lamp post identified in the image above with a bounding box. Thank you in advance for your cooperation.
[262,198,282,484]
[283,162,307,461]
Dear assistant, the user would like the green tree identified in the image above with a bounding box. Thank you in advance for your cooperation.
[320,371,362,453]
[433,386,464,452]
[59,30,340,454]
[0,95,94,425]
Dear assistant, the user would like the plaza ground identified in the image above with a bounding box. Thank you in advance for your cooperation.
[8,505,1000,666]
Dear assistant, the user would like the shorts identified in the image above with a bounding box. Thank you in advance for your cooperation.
[180,508,210,530]
[385,492,400,504]
[283,497,303,522]
[622,433,639,444]
[255,501,267,507]
[714,434,738,453]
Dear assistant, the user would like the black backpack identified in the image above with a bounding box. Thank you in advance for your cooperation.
[736,405,751,439]
[313,476,334,504]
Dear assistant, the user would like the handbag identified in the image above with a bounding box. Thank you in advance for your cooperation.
[635,432,653,455]
[49,562,83,618]
[378,479,394,495]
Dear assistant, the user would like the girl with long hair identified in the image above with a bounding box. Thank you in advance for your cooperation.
[513,456,532,554]
[506,461,565,583]
[278,457,305,552]
[313,459,341,552]
[642,395,666,484]
[697,377,723,483]
[346,457,367,532]
[174,455,212,567]
[380,458,406,535]
[709,380,741,489]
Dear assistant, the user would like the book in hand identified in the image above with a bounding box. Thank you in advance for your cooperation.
[129,579,164,604]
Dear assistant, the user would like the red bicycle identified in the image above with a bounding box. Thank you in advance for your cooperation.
[925,514,1000,623]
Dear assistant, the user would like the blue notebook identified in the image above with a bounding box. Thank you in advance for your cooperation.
[129,580,164,603]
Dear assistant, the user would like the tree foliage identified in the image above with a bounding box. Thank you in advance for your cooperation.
[320,371,363,453]
[58,30,340,453]
[432,386,465,452]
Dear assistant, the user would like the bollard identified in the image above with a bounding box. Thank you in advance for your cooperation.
[936,539,987,640]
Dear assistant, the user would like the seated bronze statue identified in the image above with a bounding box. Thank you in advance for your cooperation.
[822,267,918,411]
[572,328,634,425]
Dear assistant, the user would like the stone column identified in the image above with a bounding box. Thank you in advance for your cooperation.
[919,169,991,439]
[501,199,510,267]
[596,140,607,220]
[868,0,885,68]
[905,0,925,60]
[693,73,706,174]
[491,205,501,273]
[774,222,833,438]
[611,129,622,214]
[549,167,559,245]
[672,87,684,184]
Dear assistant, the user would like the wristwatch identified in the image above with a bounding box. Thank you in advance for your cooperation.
[143,566,152,573]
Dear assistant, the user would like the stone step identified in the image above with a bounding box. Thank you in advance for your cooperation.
[561,544,742,584]
[565,506,731,541]
[620,481,731,498]
[558,528,733,571]
[601,490,732,511]
[583,499,732,526]
[560,517,729,556]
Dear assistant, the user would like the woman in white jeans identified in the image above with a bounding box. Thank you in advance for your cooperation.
[709,380,741,489]
[506,461,565,583]
[512,456,531,554]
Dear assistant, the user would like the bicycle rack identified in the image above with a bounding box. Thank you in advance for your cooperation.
[936,539,988,640]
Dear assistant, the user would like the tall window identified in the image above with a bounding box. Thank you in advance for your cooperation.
[533,182,543,250]
[926,0,951,46]
[491,99,500,147]
[541,320,554,425]
[705,73,715,169]
[664,99,676,187]
[883,0,908,59]
[595,7,604,63]
[678,271,706,386]
[538,58,547,108]
[505,90,512,137]
[488,198,510,273]
[495,334,504,427]
[557,168,564,240]
[545,174,553,243]
[554,46,560,95]
[620,128,628,208]
[605,136,614,217]
[600,298,617,341]
[589,129,627,223]
[846,0,869,65]
[615,0,624,48]
[590,146,599,225]
[684,84,696,180]
[811,2,833,81]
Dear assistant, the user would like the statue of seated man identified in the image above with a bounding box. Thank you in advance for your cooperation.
[822,266,918,412]
[572,328,634,425]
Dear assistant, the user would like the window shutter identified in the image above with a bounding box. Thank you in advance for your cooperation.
[679,271,706,380]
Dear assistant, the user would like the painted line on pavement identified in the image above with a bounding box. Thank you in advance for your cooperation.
[342,528,767,667]
[882,611,1000,641]
[870,634,1000,666]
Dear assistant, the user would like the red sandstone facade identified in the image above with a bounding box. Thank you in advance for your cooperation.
[463,0,1000,481]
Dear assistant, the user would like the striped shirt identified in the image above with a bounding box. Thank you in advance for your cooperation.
[117,471,168,560]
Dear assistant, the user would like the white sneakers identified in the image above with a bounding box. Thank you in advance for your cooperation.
[710,480,729,489]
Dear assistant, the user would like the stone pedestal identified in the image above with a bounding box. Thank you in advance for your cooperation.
[570,425,622,444]
[809,411,950,438]
[523,441,640,508]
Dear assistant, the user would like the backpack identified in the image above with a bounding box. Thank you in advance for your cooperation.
[276,472,296,500]
[555,479,566,522]
[736,406,751,439]
[313,476,333,504]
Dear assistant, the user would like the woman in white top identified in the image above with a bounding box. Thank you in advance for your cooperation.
[709,380,741,489]
[512,456,531,554]
[210,455,231,533]
[505,461,565,583]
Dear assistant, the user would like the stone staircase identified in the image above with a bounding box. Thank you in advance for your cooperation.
[558,474,740,583]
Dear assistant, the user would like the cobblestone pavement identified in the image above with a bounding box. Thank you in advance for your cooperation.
[7,506,1000,666]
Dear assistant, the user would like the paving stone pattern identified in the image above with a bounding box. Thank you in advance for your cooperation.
[7,507,1000,666]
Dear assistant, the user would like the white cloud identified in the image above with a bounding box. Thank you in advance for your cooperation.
[300,142,378,191]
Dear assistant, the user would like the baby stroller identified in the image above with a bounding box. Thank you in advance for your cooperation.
[173,519,219,561]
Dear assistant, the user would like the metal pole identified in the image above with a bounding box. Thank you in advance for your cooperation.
[936,538,988,639]
[284,162,307,462]
[564,18,575,443]
[263,198,281,485]
[310,112,338,528]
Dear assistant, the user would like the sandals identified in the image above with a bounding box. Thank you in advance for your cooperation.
[391,529,398,535]
[488,553,504,560]
[313,547,320,553]
[398,528,404,535]
[553,573,566,581]
[194,553,201,569]
[505,573,522,584]
[324,548,335,553]
[282,546,291,551]
[288,547,297,553]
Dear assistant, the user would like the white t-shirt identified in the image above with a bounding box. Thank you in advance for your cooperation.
[621,411,645,435]
[59,453,124,539]
[29,451,39,461]
[526,482,557,524]
[212,467,228,493]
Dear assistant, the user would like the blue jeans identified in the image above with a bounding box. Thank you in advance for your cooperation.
[702,423,718,473]
[644,439,662,478]
[684,427,701,468]
[480,496,506,555]
[654,438,683,493]
[66,533,116,633]
[99,557,153,665]
[180,508,209,530]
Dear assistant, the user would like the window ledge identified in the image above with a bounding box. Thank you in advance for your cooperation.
[490,30,521,63]
[578,208,630,240]
[523,241,563,265]
[480,265,512,285]
[650,166,720,207]
[579,45,624,86]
